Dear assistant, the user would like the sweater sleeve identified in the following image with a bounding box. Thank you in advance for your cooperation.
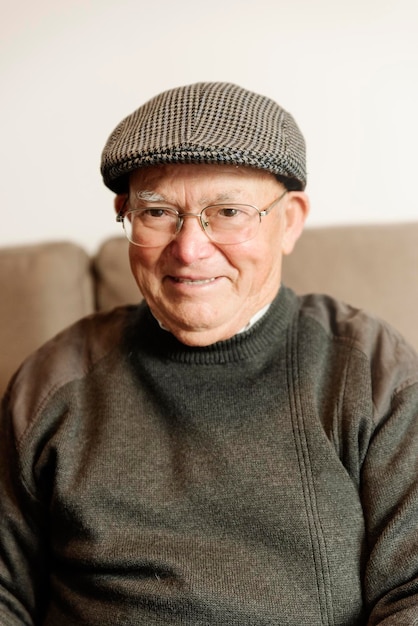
[300,294,418,623]
[0,391,48,625]
[359,336,418,623]
[0,309,131,625]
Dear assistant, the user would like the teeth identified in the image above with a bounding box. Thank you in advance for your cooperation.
[175,277,216,284]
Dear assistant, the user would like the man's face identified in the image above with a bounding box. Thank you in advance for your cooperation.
[122,163,307,346]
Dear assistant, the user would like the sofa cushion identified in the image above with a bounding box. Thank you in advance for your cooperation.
[282,222,418,351]
[94,237,141,311]
[0,241,94,396]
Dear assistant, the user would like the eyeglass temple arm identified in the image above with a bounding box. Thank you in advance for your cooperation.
[116,196,129,222]
[259,190,288,217]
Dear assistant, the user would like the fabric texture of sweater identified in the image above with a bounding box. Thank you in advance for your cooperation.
[1,286,418,625]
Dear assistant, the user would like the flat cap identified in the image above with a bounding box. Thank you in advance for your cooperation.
[101,82,307,193]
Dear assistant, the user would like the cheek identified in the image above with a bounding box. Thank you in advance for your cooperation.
[129,247,162,291]
[234,235,283,295]
[227,237,279,281]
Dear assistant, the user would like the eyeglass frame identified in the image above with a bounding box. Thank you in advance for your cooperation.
[116,189,288,247]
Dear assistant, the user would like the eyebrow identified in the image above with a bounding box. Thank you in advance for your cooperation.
[135,191,166,202]
[133,189,243,205]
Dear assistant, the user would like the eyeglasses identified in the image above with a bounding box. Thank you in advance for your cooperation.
[116,190,288,247]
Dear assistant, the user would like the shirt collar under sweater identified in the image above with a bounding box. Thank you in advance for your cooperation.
[154,302,271,335]
[128,285,298,366]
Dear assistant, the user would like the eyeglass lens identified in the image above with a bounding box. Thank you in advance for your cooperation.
[123,205,261,246]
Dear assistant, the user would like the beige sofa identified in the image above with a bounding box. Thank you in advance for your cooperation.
[1,223,417,397]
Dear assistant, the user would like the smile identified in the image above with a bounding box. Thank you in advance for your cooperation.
[172,277,217,285]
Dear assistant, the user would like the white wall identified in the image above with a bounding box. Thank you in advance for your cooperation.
[1,0,417,252]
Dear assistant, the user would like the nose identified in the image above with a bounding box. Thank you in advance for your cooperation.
[169,213,214,263]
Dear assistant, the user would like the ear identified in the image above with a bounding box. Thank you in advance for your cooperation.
[114,193,128,214]
[281,192,310,255]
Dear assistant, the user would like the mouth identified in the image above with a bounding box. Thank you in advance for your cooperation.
[172,277,217,285]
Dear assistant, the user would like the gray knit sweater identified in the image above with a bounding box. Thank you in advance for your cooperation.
[1,286,418,625]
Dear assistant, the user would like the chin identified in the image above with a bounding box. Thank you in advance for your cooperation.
[164,312,243,347]
[169,325,235,347]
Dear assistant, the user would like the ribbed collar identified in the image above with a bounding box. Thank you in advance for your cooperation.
[127,286,298,365]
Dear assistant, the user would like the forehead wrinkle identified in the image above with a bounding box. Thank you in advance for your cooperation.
[199,189,245,205]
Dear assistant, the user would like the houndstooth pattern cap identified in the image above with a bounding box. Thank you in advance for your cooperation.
[101,82,307,193]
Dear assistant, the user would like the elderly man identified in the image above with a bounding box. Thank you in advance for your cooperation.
[1,82,418,625]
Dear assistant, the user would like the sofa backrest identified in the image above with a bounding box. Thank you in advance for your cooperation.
[94,223,418,352]
[1,222,417,397]
[0,242,95,397]
[283,221,418,350]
